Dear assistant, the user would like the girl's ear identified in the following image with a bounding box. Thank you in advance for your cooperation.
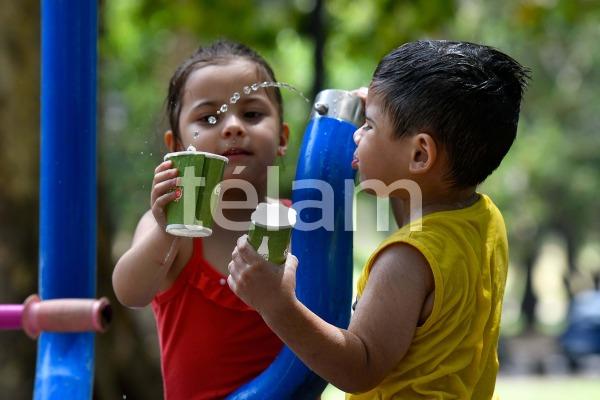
[408,133,437,174]
[164,130,183,152]
[277,123,290,156]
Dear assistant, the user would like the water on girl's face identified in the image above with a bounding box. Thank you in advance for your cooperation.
[205,81,310,127]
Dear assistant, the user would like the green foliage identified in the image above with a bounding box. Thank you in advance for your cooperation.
[102,0,600,289]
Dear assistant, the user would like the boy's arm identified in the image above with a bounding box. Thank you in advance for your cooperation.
[112,210,181,308]
[229,236,433,393]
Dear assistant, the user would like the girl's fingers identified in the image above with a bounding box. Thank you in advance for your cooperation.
[154,192,178,208]
[152,177,179,200]
[153,168,178,186]
[154,160,173,174]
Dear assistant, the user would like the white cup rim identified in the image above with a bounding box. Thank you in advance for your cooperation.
[164,151,229,163]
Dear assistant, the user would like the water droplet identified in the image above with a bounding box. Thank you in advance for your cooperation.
[220,104,228,113]
[230,92,240,103]
[150,152,153,156]
[243,86,251,94]
[140,151,144,155]
[251,83,259,91]
[208,116,217,125]
[193,131,201,138]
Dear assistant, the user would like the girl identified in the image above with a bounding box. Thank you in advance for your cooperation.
[112,40,290,400]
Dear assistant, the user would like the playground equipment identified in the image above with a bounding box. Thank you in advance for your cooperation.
[0,296,111,339]
[26,0,362,398]
[229,90,363,399]
[35,1,100,399]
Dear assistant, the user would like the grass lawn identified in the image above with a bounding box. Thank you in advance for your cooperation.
[322,376,600,399]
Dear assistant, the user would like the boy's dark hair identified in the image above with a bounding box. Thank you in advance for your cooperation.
[370,40,530,188]
[166,39,284,140]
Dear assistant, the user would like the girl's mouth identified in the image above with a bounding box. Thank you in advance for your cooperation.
[222,147,252,158]
[351,155,359,169]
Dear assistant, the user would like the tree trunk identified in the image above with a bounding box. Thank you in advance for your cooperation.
[0,0,40,398]
[309,0,326,99]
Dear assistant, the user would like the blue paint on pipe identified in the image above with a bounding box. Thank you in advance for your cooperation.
[229,116,357,398]
[35,1,98,398]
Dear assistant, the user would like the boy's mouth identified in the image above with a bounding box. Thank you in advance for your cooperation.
[351,153,359,169]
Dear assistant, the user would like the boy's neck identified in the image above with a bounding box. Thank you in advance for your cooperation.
[392,186,479,227]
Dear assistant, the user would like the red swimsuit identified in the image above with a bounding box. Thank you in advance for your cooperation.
[152,238,283,400]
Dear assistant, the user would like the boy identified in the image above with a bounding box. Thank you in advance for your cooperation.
[228,40,529,399]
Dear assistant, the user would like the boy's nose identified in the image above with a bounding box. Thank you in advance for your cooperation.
[353,128,363,145]
[220,114,246,139]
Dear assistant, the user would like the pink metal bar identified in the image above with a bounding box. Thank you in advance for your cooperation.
[0,304,25,330]
[0,295,111,339]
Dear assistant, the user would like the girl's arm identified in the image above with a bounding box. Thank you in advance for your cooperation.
[112,211,181,307]
[112,161,182,308]
[228,236,433,393]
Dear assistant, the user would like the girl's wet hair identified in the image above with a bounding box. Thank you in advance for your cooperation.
[166,39,284,140]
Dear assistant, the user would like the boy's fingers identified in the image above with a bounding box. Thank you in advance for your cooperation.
[283,253,299,278]
[227,261,240,280]
[227,274,237,293]
[237,235,263,264]
[351,86,368,101]
[231,249,246,271]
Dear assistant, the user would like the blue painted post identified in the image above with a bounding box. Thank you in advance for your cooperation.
[35,1,98,399]
[229,90,364,398]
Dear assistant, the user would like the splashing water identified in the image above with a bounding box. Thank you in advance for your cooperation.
[204,81,310,126]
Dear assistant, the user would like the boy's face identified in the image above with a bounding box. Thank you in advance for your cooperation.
[352,93,413,194]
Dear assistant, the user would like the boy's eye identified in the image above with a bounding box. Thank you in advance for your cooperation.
[362,123,373,131]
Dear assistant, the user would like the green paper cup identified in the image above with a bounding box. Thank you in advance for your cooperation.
[164,150,228,237]
[248,202,297,265]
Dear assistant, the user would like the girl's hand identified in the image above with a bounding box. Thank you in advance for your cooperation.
[150,160,179,229]
[228,235,298,315]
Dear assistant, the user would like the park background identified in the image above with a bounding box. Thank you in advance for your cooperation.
[1,0,599,398]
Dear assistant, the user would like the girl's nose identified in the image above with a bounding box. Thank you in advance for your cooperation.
[220,114,246,139]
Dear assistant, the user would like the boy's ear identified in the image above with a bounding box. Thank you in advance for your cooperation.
[164,130,182,152]
[277,123,290,156]
[408,133,437,174]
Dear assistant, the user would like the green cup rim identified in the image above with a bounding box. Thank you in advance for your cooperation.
[164,150,229,163]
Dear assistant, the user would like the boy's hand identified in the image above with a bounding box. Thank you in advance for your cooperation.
[351,86,368,102]
[228,235,298,315]
[150,160,180,229]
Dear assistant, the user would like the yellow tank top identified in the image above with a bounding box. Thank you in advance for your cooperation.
[347,194,508,400]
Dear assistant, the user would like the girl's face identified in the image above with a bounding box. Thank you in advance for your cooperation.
[170,59,288,191]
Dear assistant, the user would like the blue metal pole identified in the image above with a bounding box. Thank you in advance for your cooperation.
[35,1,98,399]
[229,90,363,398]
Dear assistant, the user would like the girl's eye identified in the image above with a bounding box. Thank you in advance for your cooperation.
[199,115,219,125]
[244,111,263,120]
[362,123,373,131]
